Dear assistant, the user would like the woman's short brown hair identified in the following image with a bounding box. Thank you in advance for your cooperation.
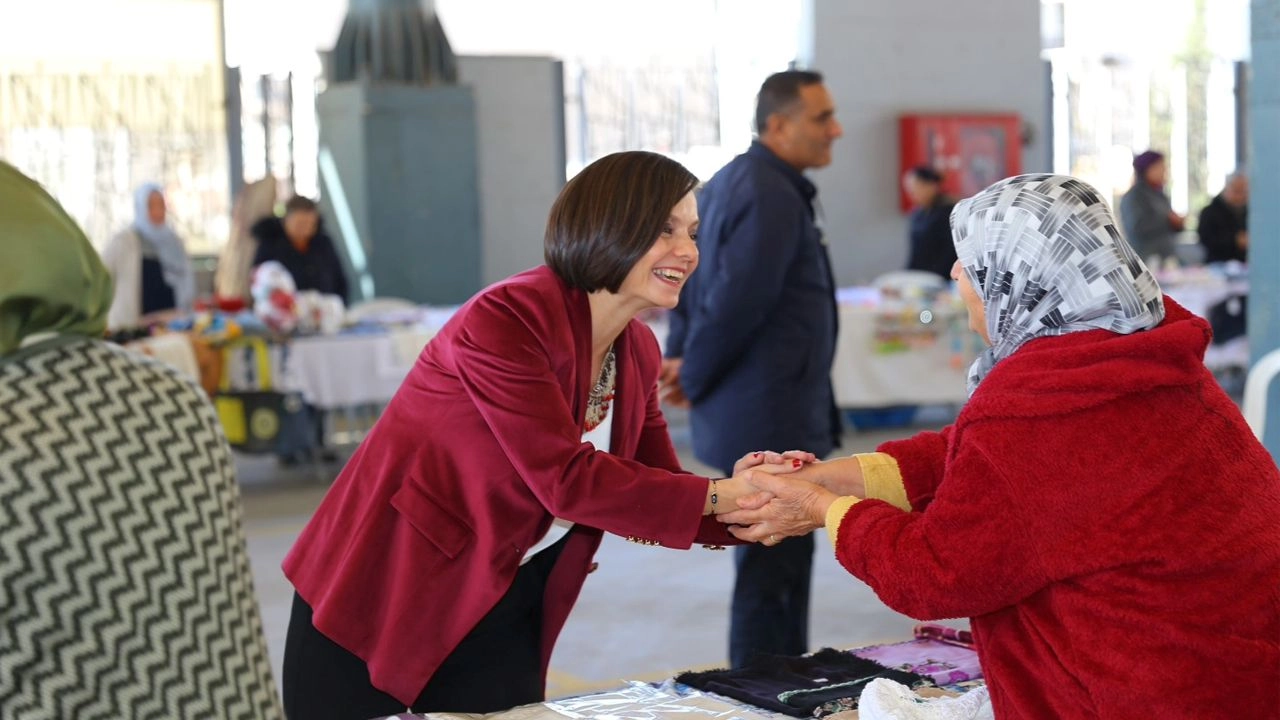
[284,195,319,215]
[544,151,698,292]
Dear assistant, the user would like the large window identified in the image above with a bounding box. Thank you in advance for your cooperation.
[1045,0,1249,215]
[0,0,229,254]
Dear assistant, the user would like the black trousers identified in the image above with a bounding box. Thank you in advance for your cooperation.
[729,532,815,669]
[282,535,566,719]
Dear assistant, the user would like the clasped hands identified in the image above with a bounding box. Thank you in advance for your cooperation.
[716,450,853,547]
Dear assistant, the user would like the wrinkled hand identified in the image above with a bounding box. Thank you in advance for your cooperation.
[718,470,837,545]
[732,449,818,475]
[658,358,689,408]
[712,459,809,515]
[732,460,831,511]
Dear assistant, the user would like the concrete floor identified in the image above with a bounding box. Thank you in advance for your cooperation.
[237,406,963,700]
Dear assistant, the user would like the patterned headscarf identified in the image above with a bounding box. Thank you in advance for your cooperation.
[951,173,1165,395]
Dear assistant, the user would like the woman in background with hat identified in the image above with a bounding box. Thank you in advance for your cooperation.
[1119,149,1185,265]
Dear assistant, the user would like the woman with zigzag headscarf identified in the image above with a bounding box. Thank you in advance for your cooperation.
[0,162,281,719]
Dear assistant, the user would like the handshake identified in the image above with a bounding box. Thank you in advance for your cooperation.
[711,450,863,547]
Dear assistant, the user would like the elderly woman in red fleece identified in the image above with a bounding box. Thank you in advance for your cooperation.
[722,174,1280,719]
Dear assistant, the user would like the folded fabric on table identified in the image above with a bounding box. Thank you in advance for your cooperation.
[852,638,982,686]
[675,648,931,717]
[406,681,781,720]
[912,623,975,650]
[858,679,993,720]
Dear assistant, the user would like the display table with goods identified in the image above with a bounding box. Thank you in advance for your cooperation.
[370,625,989,720]
[1154,263,1250,373]
[829,286,980,422]
[209,308,450,454]
[116,257,1249,454]
[110,285,457,456]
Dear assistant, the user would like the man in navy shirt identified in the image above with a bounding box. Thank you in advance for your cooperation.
[662,69,844,668]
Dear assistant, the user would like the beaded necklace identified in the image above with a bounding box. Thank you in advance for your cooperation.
[584,346,616,432]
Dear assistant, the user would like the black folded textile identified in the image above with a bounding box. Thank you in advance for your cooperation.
[675,648,930,717]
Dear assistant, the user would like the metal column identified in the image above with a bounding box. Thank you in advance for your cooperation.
[1249,0,1280,459]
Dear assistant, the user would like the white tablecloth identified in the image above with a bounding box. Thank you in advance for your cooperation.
[648,289,978,410]
[1157,267,1250,372]
[124,333,201,383]
[219,327,438,409]
[831,288,978,408]
[272,333,407,408]
[284,326,441,408]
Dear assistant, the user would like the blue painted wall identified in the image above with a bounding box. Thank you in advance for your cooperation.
[1250,0,1280,460]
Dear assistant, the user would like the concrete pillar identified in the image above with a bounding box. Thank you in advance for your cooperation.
[1249,0,1280,458]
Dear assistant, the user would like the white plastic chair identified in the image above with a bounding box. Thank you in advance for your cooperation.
[1242,346,1280,439]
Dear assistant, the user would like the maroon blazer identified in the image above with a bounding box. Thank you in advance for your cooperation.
[283,266,734,705]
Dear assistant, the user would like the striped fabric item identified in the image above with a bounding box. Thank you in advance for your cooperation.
[0,338,281,720]
[950,173,1165,395]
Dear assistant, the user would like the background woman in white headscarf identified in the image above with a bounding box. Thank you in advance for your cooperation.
[717,174,1280,718]
[101,182,195,329]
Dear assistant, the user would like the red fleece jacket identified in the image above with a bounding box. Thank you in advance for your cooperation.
[836,299,1280,719]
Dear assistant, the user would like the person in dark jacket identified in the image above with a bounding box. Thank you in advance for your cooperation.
[902,165,958,279]
[661,69,844,669]
[1197,171,1249,264]
[251,195,349,304]
[1118,150,1184,264]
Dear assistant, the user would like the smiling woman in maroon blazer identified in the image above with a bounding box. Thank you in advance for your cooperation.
[280,151,802,718]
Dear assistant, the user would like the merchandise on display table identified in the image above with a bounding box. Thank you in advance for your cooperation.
[368,638,990,720]
[674,648,933,718]
[851,639,981,687]
[122,332,201,383]
[856,680,992,720]
[1155,263,1250,372]
[832,287,978,409]
[214,336,312,455]
[386,681,782,720]
[251,259,302,333]
[647,285,977,412]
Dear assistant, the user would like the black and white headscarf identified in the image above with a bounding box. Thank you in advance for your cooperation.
[951,173,1165,395]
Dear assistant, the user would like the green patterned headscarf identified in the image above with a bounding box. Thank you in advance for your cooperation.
[0,161,113,355]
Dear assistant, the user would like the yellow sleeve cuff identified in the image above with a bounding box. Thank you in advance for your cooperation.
[857,452,910,512]
[824,496,861,546]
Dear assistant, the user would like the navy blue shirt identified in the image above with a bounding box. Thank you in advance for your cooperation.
[666,142,840,473]
[906,197,958,279]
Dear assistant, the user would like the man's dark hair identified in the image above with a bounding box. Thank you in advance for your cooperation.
[909,165,944,184]
[284,195,319,215]
[755,70,825,134]
[545,151,698,293]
